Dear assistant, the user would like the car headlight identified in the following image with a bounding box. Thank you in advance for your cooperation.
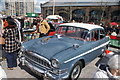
[51,59,60,68]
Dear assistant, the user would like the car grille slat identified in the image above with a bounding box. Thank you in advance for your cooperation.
[24,51,51,69]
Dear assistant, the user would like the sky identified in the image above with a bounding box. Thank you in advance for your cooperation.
[34,0,49,13]
[0,0,49,13]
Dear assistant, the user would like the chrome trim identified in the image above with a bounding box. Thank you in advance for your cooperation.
[24,50,52,68]
[31,52,51,65]
[25,56,51,69]
[25,60,55,79]
[24,60,69,80]
[64,41,109,63]
[51,58,60,68]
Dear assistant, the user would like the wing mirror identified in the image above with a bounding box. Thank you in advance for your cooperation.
[55,34,62,39]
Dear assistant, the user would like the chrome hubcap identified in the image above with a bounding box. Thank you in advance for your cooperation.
[71,65,80,79]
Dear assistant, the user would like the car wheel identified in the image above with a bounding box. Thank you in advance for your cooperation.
[69,61,82,80]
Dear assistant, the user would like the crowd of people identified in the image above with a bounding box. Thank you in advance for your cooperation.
[101,24,120,36]
[0,15,51,70]
[0,15,120,79]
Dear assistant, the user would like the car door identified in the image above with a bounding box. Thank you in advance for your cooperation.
[90,29,105,57]
[82,30,100,62]
[84,30,101,63]
[98,29,109,53]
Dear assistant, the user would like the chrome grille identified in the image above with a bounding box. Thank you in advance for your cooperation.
[24,51,51,69]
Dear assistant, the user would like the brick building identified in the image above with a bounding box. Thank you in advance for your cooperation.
[41,0,120,24]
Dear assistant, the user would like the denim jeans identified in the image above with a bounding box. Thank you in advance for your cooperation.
[6,51,17,68]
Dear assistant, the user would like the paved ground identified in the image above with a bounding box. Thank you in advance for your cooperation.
[1,46,119,79]
[1,58,99,79]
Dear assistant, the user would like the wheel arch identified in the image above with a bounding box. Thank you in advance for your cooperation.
[68,59,85,80]
[79,59,85,68]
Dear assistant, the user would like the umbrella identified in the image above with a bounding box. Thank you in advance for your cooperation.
[46,15,63,21]
[110,22,118,25]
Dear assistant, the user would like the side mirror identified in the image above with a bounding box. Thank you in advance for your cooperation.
[55,34,62,39]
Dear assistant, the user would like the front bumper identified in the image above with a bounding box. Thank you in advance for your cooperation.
[22,58,69,80]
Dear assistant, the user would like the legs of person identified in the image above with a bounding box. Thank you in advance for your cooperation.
[0,44,2,58]
[2,45,6,60]
[6,52,17,68]
[2,49,6,61]
[12,52,17,67]
[0,44,6,60]
[6,53,13,68]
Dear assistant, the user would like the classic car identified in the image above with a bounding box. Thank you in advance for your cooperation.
[20,23,109,80]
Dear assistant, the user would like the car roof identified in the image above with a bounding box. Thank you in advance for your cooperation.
[59,23,104,31]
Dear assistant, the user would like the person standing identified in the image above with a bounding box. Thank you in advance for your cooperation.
[39,15,50,37]
[2,16,21,70]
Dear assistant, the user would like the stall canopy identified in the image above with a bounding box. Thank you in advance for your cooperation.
[46,15,63,21]
[26,13,38,17]
[110,22,118,25]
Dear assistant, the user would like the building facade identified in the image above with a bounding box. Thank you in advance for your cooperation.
[5,0,34,16]
[41,0,120,24]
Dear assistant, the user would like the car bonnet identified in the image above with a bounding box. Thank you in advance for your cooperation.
[23,36,83,59]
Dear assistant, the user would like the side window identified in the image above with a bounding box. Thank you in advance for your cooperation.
[90,30,99,41]
[100,29,105,39]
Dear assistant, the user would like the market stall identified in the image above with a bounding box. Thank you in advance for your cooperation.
[109,34,120,48]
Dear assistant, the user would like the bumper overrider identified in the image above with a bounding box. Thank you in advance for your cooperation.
[20,57,69,80]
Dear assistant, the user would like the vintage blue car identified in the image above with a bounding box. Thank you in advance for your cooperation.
[20,23,109,80]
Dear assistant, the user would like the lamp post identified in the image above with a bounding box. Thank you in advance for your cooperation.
[53,0,55,15]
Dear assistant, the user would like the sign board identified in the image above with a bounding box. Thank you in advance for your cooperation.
[26,13,38,17]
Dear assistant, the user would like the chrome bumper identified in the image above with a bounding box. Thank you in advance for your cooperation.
[22,59,69,80]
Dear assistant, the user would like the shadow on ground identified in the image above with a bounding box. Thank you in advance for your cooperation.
[18,63,44,80]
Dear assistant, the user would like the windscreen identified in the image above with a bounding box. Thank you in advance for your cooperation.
[56,26,89,41]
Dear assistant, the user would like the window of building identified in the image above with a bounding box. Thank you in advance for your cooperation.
[72,9,85,22]
[46,9,53,16]
[59,12,68,21]
[111,10,120,22]
[89,10,103,22]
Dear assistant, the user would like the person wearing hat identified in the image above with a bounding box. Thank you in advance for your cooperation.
[2,16,21,70]
[38,15,50,37]
[94,54,120,80]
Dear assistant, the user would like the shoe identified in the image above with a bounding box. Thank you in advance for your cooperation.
[7,68,14,70]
